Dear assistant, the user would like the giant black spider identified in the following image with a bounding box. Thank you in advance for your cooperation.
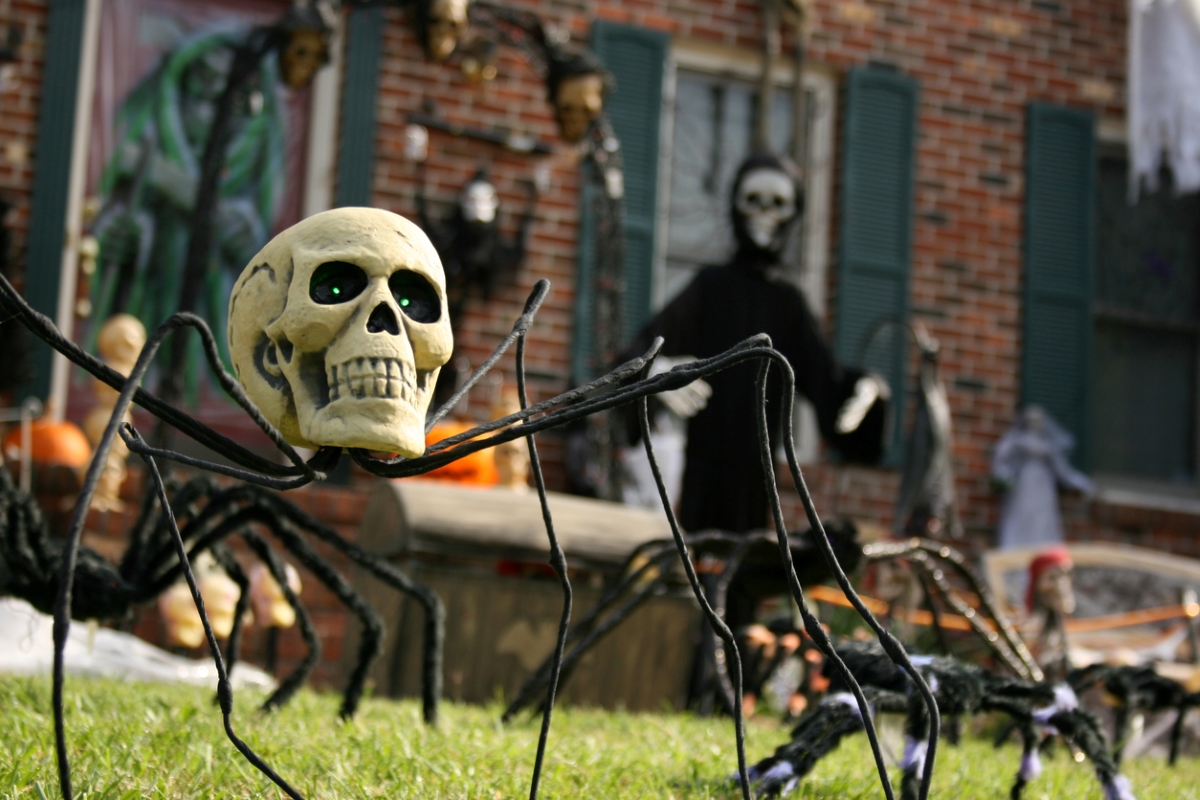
[505,530,1043,725]
[0,468,444,721]
[0,272,939,800]
[744,641,1136,800]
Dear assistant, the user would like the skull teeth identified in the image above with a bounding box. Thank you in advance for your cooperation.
[327,358,417,403]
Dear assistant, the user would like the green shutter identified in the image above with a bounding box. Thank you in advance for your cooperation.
[335,5,384,208]
[835,67,919,461]
[572,21,667,383]
[20,0,88,402]
[1023,104,1095,469]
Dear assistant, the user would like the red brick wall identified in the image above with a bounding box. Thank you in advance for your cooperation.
[0,1,47,295]
[365,0,1168,556]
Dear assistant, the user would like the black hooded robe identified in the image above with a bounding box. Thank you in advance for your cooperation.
[622,261,883,534]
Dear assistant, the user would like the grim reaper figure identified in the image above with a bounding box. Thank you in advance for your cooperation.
[620,154,891,535]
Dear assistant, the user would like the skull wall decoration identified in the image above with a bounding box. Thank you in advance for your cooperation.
[734,167,798,253]
[422,0,469,61]
[228,208,453,457]
[553,72,605,144]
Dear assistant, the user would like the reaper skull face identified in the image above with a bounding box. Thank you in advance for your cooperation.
[228,208,452,457]
[734,167,799,254]
[462,178,498,224]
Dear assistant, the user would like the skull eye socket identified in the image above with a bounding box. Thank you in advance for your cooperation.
[310,261,368,305]
[389,270,441,324]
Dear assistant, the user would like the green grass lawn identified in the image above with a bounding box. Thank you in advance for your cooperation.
[1,674,1197,799]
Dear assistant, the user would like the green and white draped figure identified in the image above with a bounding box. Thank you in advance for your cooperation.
[90,22,289,395]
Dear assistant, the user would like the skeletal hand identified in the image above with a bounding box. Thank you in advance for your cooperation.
[836,373,890,434]
[651,355,712,419]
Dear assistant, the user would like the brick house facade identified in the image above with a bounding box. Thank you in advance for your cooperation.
[3,0,1197,682]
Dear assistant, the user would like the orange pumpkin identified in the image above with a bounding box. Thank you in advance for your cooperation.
[420,420,498,486]
[2,417,92,468]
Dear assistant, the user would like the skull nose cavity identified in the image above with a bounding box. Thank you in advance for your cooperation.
[367,302,400,335]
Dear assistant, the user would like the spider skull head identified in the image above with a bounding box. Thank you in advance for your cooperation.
[228,208,452,457]
[734,167,798,253]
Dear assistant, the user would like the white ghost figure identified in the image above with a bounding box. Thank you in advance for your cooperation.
[228,207,453,457]
[992,406,1094,550]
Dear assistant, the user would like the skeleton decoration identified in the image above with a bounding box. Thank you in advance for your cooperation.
[413,0,470,61]
[228,207,452,457]
[546,47,612,144]
[277,1,336,90]
[731,155,804,259]
[417,166,534,327]
[734,167,799,253]
[1027,547,1075,680]
[82,314,147,512]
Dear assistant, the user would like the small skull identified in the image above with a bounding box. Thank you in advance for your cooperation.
[280,28,330,90]
[462,178,498,224]
[734,167,798,251]
[228,208,453,457]
[424,0,468,61]
[554,72,605,144]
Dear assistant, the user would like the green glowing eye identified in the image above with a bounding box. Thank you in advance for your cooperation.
[310,261,367,305]
[389,271,440,323]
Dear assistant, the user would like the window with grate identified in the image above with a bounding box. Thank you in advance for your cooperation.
[1092,156,1200,485]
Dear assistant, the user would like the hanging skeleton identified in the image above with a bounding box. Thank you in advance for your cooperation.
[416,166,535,327]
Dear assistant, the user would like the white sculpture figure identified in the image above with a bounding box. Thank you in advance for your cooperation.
[83,313,147,511]
[249,561,303,629]
[228,208,453,457]
[992,406,1094,550]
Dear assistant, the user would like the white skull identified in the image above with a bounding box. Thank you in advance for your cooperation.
[734,167,798,249]
[462,179,498,224]
[227,208,453,457]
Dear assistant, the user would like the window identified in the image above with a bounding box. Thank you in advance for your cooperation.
[659,49,835,320]
[658,49,836,461]
[1092,156,1200,485]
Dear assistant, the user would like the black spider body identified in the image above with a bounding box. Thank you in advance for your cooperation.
[0,466,443,720]
[744,641,1136,800]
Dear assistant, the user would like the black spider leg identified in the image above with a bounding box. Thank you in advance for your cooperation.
[502,531,750,721]
[1170,691,1199,765]
[632,373,753,800]
[501,540,678,721]
[207,544,253,679]
[753,357,905,800]
[746,693,874,797]
[198,521,319,712]
[708,533,757,715]
[136,492,404,722]
[1048,707,1129,798]
[867,539,1039,681]
[425,277,549,432]
[979,692,1040,800]
[234,528,321,711]
[908,552,1029,679]
[912,565,951,656]
[138,451,306,800]
[515,332,572,800]
[0,274,323,486]
[49,309,179,800]
[353,336,787,480]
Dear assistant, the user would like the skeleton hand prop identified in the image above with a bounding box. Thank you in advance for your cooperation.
[228,208,453,457]
[650,355,712,418]
[836,373,891,435]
